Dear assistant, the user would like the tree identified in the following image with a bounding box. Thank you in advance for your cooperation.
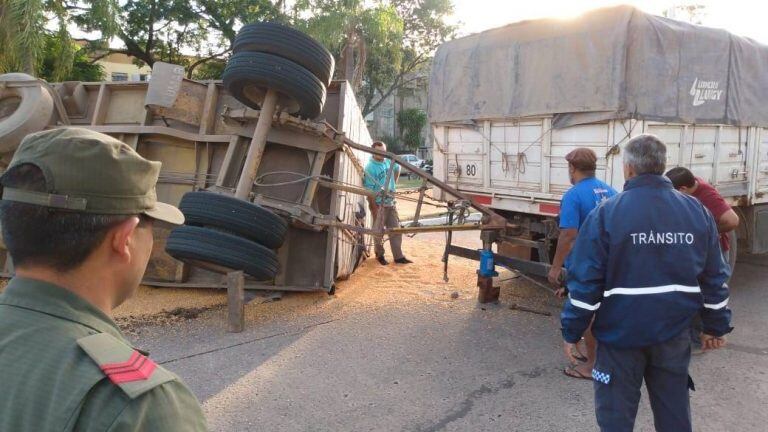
[396,108,426,150]
[62,0,281,79]
[40,34,104,82]
[365,0,455,116]
[0,0,118,77]
[296,0,455,116]
[0,0,47,74]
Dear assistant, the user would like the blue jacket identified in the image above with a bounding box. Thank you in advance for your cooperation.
[561,174,732,348]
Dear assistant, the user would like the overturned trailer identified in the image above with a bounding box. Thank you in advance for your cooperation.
[0,70,375,292]
[430,5,768,270]
[0,22,519,329]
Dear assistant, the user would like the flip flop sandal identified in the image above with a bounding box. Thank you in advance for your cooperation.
[563,366,593,381]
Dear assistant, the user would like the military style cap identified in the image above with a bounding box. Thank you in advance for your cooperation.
[565,147,598,172]
[0,127,184,225]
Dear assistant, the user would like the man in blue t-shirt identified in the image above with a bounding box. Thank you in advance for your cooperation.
[548,148,617,380]
[363,141,413,265]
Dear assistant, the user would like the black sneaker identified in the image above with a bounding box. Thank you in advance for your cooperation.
[377,256,389,265]
[394,257,413,264]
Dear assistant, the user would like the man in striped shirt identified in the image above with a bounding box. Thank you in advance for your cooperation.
[561,134,732,432]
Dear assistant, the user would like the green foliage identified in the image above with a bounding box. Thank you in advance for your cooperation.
[294,0,454,115]
[1,0,454,116]
[379,134,405,154]
[0,0,120,76]
[192,59,227,80]
[0,0,46,74]
[39,34,104,82]
[396,108,426,150]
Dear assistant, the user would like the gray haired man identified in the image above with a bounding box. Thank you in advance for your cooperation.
[561,134,732,431]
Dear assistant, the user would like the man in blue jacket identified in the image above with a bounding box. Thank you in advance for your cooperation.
[561,134,732,432]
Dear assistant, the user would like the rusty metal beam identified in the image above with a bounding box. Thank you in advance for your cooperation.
[389,224,482,234]
[317,179,377,198]
[315,219,487,235]
[410,179,429,227]
[302,151,327,206]
[336,133,505,227]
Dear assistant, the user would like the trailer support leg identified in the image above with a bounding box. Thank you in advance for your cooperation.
[227,270,245,333]
[477,273,499,304]
[234,88,279,200]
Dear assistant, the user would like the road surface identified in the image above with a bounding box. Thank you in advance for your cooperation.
[127,232,768,431]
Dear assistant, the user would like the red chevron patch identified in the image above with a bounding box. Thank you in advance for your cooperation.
[100,351,157,384]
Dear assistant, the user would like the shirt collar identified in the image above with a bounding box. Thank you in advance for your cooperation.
[573,176,596,185]
[0,277,125,340]
[623,174,673,191]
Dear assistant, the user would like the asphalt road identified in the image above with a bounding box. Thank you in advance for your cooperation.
[133,233,768,431]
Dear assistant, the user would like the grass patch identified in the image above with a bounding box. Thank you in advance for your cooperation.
[397,176,423,190]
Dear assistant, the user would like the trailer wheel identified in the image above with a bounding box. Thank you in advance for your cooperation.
[233,22,335,86]
[223,52,326,119]
[166,225,279,280]
[0,73,54,154]
[179,191,287,249]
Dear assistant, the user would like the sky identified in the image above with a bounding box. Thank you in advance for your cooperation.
[449,0,768,44]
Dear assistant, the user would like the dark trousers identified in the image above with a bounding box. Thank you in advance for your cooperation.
[373,206,404,260]
[593,330,693,432]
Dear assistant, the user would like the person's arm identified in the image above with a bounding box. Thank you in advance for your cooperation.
[548,229,577,286]
[548,192,579,286]
[717,208,739,233]
[698,209,733,342]
[393,162,401,183]
[106,382,208,432]
[363,165,379,214]
[560,207,608,361]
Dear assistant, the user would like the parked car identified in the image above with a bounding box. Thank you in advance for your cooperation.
[399,153,425,167]
[398,154,425,179]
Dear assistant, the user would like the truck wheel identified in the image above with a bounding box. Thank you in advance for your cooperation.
[223,51,325,119]
[166,225,279,281]
[234,22,335,86]
[0,73,54,154]
[179,191,287,249]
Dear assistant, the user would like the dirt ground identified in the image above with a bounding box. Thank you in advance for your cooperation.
[113,230,498,335]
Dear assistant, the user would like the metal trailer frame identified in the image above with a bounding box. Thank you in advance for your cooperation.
[1,67,556,305]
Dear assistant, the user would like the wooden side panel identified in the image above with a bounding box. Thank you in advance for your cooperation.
[333,82,373,280]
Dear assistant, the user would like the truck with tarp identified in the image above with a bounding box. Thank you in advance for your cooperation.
[429,5,768,270]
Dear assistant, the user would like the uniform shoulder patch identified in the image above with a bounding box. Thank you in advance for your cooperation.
[77,332,175,399]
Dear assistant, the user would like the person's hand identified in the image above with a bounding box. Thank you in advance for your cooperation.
[701,333,727,351]
[555,287,567,299]
[548,267,563,287]
[563,341,579,365]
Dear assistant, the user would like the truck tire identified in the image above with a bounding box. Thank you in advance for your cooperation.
[234,22,335,86]
[0,73,54,154]
[166,225,279,280]
[178,191,287,249]
[223,52,325,119]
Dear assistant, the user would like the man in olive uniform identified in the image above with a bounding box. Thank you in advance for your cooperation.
[0,128,207,431]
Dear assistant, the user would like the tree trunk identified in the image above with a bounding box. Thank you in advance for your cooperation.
[22,54,36,76]
[343,38,355,85]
